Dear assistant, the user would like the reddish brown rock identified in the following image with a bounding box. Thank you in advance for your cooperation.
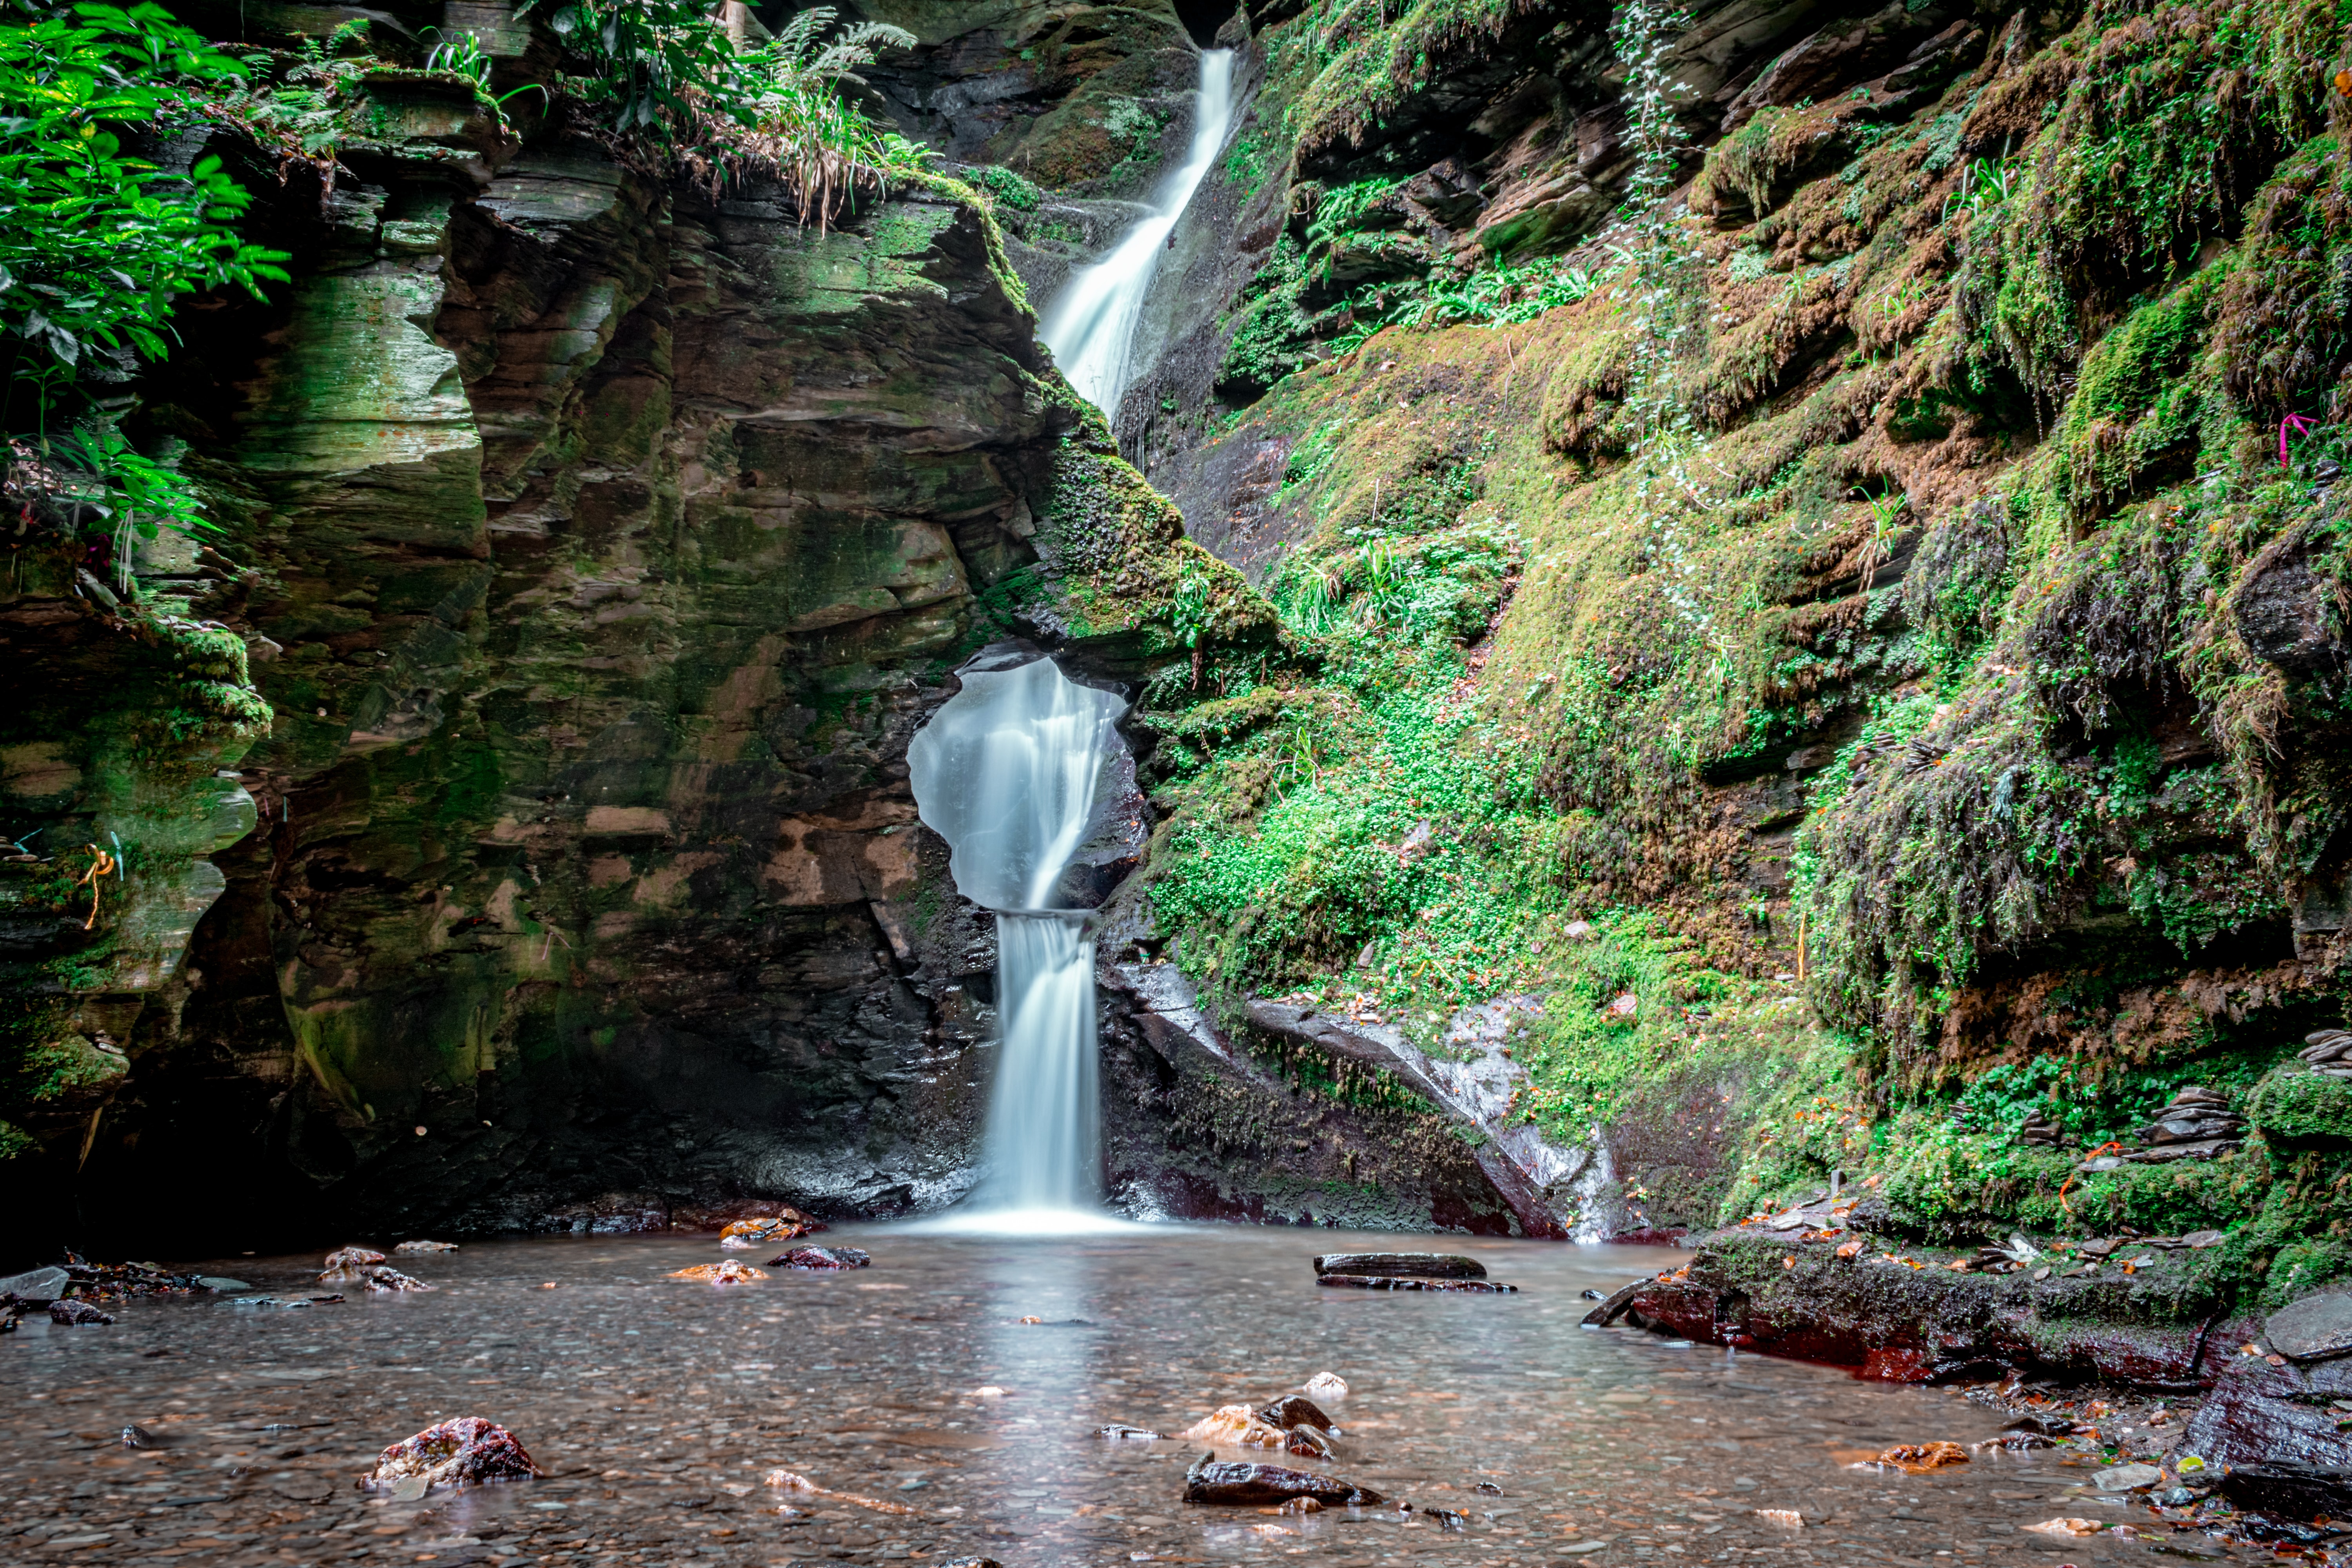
[362,1417,543,1492]
[767,1246,870,1270]
[1183,1453,1383,1506]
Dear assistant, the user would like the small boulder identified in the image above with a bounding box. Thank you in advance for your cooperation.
[362,1417,543,1492]
[1095,1424,1162,1440]
[0,1265,69,1303]
[321,1247,385,1274]
[669,1261,767,1282]
[392,1241,457,1254]
[1301,1371,1348,1399]
[1872,1442,1967,1472]
[1183,1452,1383,1506]
[767,1246,870,1270]
[48,1299,113,1326]
[1256,1395,1338,1434]
[2218,1460,2352,1521]
[1317,1274,1517,1293]
[1312,1252,1485,1279]
[1178,1404,1288,1447]
[2091,1463,2165,1491]
[2267,1289,2352,1363]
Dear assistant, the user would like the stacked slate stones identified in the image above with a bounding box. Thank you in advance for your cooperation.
[2018,1109,2064,1147]
[1312,1253,1517,1292]
[2302,1027,2352,1080]
[2121,1085,2246,1163]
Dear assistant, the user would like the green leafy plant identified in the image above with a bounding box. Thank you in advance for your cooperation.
[0,1,288,554]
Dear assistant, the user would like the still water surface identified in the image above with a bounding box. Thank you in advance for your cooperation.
[3,1226,2234,1566]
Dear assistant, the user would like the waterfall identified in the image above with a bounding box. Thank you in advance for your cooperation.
[1040,48,1237,416]
[907,657,1131,1230]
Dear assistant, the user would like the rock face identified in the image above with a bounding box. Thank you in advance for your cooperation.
[0,3,1278,1259]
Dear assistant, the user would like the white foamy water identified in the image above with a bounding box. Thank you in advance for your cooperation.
[1040,48,1236,415]
[907,657,1132,1230]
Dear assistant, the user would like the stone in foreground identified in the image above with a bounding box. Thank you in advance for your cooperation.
[1183,1452,1383,1506]
[670,1261,767,1283]
[767,1246,871,1270]
[1317,1274,1517,1293]
[2218,1460,2352,1521]
[1256,1395,1339,1433]
[1312,1252,1485,1279]
[2267,1288,2352,1362]
[362,1417,543,1492]
[49,1299,114,1325]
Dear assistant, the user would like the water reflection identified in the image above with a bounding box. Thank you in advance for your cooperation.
[0,1226,2247,1565]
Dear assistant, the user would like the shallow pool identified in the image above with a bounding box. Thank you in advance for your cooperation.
[2,1225,2231,1566]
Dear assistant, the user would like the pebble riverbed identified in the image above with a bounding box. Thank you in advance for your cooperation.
[2,1225,2252,1566]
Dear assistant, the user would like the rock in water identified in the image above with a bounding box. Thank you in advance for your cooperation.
[2218,1461,2352,1521]
[1095,1424,1163,1440]
[1183,1452,1383,1506]
[1317,1274,1517,1292]
[1178,1404,1289,1447]
[320,1246,385,1274]
[767,1247,870,1270]
[669,1261,767,1283]
[1301,1371,1348,1399]
[1312,1252,1485,1279]
[2267,1288,2352,1362]
[0,1265,69,1303]
[1256,1395,1339,1433]
[392,1240,457,1254]
[362,1417,543,1492]
[1873,1442,1967,1472]
[48,1299,113,1325]
[2092,1463,2165,1490]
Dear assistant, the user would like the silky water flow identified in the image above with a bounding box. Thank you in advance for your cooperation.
[1040,47,1236,414]
[907,657,1129,1231]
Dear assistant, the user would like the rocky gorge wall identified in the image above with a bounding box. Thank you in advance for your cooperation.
[0,0,1303,1261]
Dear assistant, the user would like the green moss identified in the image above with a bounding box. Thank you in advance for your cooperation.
[2249,1067,2352,1143]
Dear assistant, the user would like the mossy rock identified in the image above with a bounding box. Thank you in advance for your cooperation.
[2248,1066,2352,1144]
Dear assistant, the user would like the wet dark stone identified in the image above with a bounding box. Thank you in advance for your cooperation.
[1426,1507,1466,1530]
[1312,1252,1484,1279]
[1094,1424,1161,1440]
[1476,1480,1504,1494]
[2185,1345,2352,1472]
[1255,1395,1337,1433]
[1183,1452,1383,1506]
[2267,1288,2352,1362]
[121,1425,153,1448]
[1282,1425,1332,1458]
[1316,1274,1517,1292]
[2219,1461,2352,1522]
[1581,1278,1646,1326]
[362,1417,544,1492]
[767,1247,872,1270]
[940,1559,1004,1568]
[2005,1412,2078,1437]
[48,1299,113,1325]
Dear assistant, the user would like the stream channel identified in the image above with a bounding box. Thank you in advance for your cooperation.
[3,1227,2240,1566]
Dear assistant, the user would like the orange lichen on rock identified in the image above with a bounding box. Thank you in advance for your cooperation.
[1875,1442,1969,1472]
[1178,1404,1290,1448]
[669,1261,767,1283]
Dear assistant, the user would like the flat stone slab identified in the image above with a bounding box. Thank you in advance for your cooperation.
[2269,1288,2352,1361]
[1317,1274,1517,1293]
[1312,1251,1484,1279]
[0,1265,68,1302]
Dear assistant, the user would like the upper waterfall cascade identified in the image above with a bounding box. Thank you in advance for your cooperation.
[1040,49,1236,416]
[907,657,1134,1231]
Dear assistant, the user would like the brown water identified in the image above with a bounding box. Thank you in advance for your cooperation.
[3,1225,2238,1566]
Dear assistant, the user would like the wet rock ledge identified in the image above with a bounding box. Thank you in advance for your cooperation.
[1600,1203,2352,1498]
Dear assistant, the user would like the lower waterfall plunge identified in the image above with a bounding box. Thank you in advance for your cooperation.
[1040,48,1236,415]
[907,655,1134,1231]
